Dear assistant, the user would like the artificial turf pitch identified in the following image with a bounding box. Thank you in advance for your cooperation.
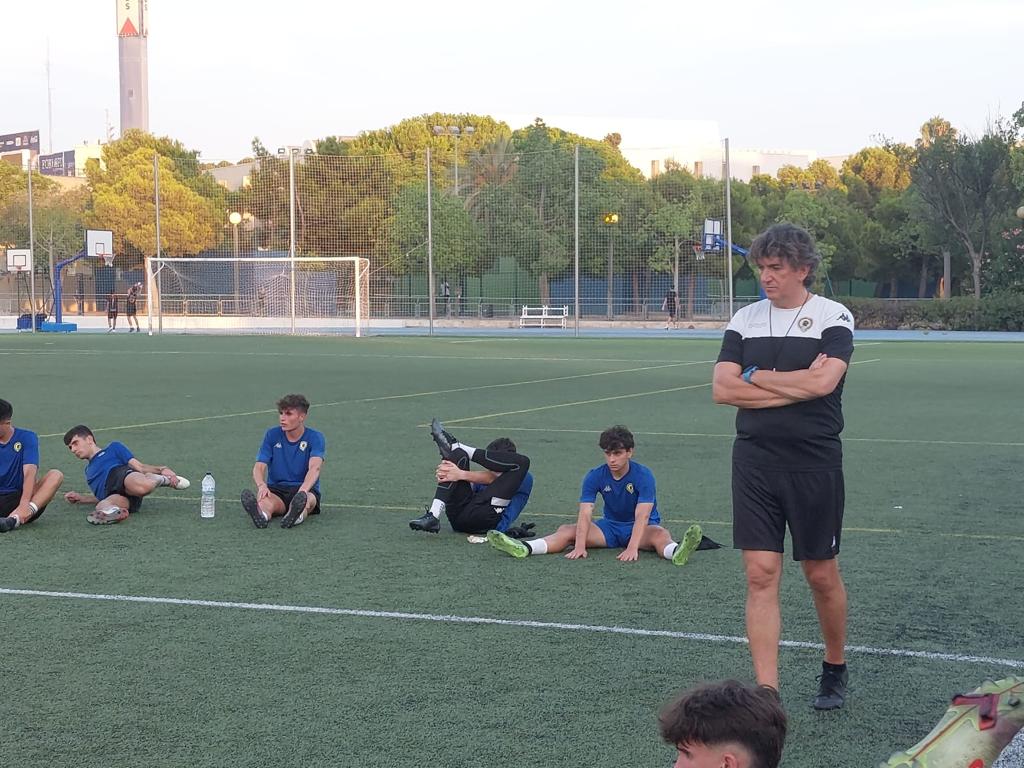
[1,333,1021,767]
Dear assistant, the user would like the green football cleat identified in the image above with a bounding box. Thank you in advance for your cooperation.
[672,524,703,566]
[487,529,529,559]
[880,676,1024,767]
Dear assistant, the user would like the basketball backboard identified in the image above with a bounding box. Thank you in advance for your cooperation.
[5,249,31,272]
[86,229,114,265]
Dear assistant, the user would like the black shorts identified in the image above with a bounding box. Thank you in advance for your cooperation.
[104,465,144,515]
[0,491,46,523]
[732,462,844,561]
[446,492,503,534]
[126,306,137,317]
[269,484,322,515]
[107,311,118,319]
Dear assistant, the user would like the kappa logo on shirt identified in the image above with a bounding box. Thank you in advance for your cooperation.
[299,441,308,452]
[838,313,851,322]
[13,442,22,453]
[603,485,612,493]
[274,442,282,449]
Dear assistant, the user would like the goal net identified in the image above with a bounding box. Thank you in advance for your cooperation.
[144,256,370,336]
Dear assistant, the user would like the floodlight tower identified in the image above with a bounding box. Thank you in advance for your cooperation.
[117,0,150,134]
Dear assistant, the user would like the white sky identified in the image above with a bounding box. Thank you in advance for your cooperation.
[4,0,1022,162]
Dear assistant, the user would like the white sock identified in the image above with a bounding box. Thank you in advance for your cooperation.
[28,501,38,513]
[526,538,547,555]
[663,542,679,560]
[453,442,476,457]
[429,499,445,518]
[147,473,169,487]
[256,505,270,521]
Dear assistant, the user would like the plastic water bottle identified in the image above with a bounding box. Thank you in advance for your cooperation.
[200,473,216,519]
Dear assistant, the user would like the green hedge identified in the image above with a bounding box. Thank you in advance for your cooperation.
[843,294,1024,331]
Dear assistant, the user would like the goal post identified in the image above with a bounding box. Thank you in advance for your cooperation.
[143,256,371,336]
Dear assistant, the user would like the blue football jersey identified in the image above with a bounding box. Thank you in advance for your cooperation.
[579,460,660,525]
[85,441,135,499]
[257,427,326,493]
[0,428,41,493]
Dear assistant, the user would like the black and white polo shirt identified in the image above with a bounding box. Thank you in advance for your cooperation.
[717,295,855,470]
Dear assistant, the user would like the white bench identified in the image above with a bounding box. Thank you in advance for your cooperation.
[520,305,569,328]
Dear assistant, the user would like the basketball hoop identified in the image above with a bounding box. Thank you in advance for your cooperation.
[87,229,114,268]
[5,249,31,272]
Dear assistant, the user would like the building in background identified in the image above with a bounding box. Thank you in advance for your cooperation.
[117,0,150,134]
[0,130,41,169]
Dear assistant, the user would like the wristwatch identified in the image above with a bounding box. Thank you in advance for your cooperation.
[742,365,759,383]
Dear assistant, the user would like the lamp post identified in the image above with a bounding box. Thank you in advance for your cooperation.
[229,211,242,311]
[604,212,619,319]
[432,124,475,196]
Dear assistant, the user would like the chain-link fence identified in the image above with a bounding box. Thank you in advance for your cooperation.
[2,139,737,334]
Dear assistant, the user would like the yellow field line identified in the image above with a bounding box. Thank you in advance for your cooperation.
[436,383,712,426]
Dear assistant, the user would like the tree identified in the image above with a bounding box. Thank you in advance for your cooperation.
[910,117,1017,298]
[88,149,220,259]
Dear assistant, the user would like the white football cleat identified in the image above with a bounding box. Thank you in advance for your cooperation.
[172,476,191,490]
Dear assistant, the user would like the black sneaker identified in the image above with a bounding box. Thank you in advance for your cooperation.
[430,417,457,460]
[240,489,269,529]
[281,491,307,529]
[0,516,17,533]
[409,510,440,533]
[813,665,849,710]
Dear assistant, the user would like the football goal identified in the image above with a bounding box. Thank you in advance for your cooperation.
[143,256,370,336]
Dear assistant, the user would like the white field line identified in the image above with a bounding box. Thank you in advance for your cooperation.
[447,425,1024,449]
[37,361,712,439]
[1,587,1020,670]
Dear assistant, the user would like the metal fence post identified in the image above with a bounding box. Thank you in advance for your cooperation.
[574,144,580,337]
[426,148,435,336]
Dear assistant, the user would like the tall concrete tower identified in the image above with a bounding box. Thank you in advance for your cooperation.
[117,0,149,134]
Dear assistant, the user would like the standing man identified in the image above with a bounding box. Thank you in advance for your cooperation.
[125,282,142,333]
[712,222,855,710]
[106,289,119,332]
[63,426,191,524]
[0,399,64,533]
[440,278,451,317]
[240,394,325,529]
[663,286,679,329]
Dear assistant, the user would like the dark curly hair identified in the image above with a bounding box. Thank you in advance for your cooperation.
[659,680,787,768]
[598,425,634,452]
[749,223,821,288]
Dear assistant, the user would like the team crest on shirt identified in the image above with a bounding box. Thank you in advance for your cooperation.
[299,441,308,452]
[798,317,813,332]
[626,483,635,494]
[13,442,22,452]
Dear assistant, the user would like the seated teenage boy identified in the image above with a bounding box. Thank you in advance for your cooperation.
[488,424,712,564]
[409,419,532,535]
